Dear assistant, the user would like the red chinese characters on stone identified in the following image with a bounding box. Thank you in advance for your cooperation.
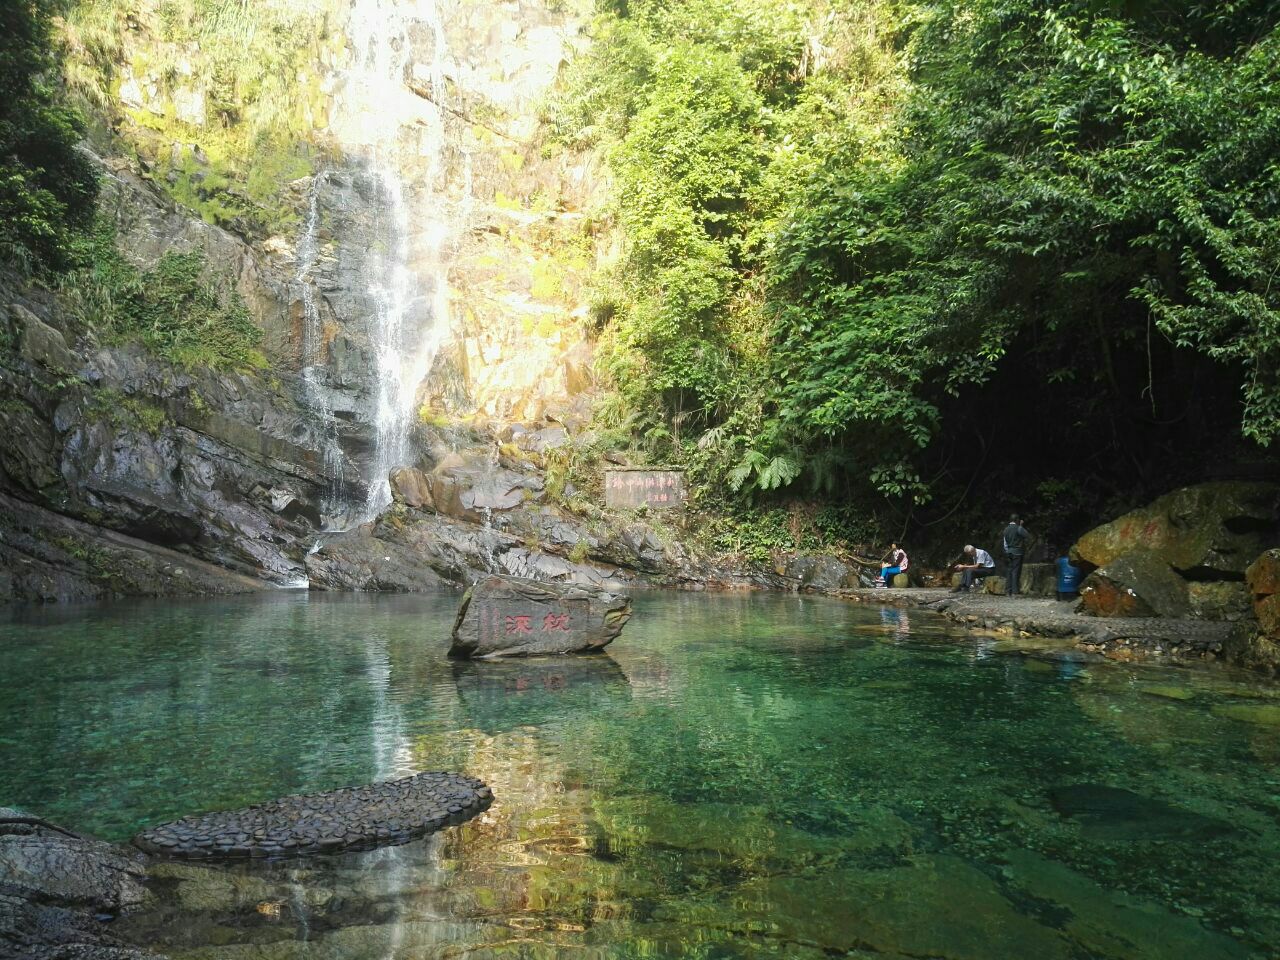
[543,613,571,632]
[502,611,573,634]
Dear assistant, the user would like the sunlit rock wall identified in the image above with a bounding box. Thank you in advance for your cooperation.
[64,0,606,513]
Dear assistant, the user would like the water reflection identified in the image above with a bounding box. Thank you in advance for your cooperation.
[451,655,631,733]
[2,591,1278,958]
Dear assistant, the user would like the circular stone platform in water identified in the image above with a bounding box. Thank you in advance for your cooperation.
[133,772,493,859]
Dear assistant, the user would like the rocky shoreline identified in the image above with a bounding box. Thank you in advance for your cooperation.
[836,587,1237,664]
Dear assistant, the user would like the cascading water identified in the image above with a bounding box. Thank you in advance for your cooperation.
[335,0,456,519]
[295,171,348,518]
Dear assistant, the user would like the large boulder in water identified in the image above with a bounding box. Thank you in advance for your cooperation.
[450,574,631,658]
[1072,481,1280,578]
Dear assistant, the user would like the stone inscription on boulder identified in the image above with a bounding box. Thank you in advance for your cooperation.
[604,468,685,510]
[451,574,631,658]
[132,772,492,860]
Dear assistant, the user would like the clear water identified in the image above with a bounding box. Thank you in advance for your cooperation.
[2,591,1279,959]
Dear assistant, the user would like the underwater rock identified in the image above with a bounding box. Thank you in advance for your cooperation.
[133,772,492,860]
[999,849,1249,960]
[1211,703,1280,726]
[664,854,1074,960]
[1048,784,1232,841]
[1140,685,1195,701]
[450,574,631,658]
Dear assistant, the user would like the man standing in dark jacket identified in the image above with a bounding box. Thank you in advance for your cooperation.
[1002,515,1030,596]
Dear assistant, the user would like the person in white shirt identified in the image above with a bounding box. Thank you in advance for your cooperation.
[952,544,996,593]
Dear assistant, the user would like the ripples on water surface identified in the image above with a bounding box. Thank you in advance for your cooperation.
[2,590,1279,959]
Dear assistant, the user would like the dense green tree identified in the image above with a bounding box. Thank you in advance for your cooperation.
[565,0,1280,523]
[769,0,1280,506]
[0,0,98,271]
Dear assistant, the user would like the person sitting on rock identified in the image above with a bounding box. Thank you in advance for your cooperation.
[952,544,996,593]
[877,543,909,588]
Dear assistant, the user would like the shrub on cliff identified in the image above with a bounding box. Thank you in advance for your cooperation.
[0,0,99,272]
[62,221,265,371]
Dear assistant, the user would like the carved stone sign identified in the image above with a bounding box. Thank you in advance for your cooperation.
[450,575,632,658]
[604,468,685,510]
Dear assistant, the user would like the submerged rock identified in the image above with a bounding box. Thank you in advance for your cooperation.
[1048,784,1232,841]
[663,854,1075,960]
[450,574,631,658]
[1000,848,1249,960]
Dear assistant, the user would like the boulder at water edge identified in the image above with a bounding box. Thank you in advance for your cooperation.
[1072,481,1280,577]
[450,574,631,658]
[1226,550,1280,675]
[1071,481,1280,619]
[1078,553,1192,619]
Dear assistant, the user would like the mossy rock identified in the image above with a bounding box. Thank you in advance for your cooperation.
[1140,685,1195,701]
[1212,703,1280,726]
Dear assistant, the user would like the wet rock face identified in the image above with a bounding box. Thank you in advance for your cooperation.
[1248,549,1280,637]
[1225,549,1280,675]
[0,810,160,959]
[450,575,631,658]
[133,772,493,860]
[0,158,349,601]
[0,490,266,604]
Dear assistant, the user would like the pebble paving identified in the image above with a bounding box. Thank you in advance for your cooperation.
[132,771,493,859]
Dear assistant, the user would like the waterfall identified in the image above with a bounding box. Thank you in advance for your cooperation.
[295,171,348,520]
[337,0,456,519]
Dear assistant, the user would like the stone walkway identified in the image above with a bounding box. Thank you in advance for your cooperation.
[835,587,1235,662]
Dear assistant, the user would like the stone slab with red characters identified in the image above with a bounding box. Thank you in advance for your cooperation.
[450,574,632,658]
[604,468,685,510]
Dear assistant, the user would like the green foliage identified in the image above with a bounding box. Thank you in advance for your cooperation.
[62,221,265,370]
[552,0,908,496]
[85,387,168,434]
[60,0,341,235]
[769,0,1280,505]
[707,501,884,565]
[0,0,99,271]
[562,0,1280,519]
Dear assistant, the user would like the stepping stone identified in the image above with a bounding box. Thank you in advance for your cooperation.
[133,771,493,860]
